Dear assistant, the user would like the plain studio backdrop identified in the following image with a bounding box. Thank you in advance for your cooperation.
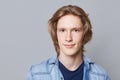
[0,0,119,80]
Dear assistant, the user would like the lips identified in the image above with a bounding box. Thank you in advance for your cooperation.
[64,44,75,48]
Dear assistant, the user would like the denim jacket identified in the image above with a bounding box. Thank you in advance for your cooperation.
[27,55,110,80]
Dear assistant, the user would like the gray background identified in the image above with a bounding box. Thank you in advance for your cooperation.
[0,0,119,80]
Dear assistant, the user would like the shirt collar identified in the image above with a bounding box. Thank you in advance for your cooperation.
[48,54,94,67]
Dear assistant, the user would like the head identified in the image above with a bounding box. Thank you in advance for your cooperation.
[48,5,92,55]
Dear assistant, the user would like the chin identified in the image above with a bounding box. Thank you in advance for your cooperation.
[63,50,80,56]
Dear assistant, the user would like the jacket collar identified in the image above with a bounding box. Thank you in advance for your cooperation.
[48,54,95,69]
[48,54,95,80]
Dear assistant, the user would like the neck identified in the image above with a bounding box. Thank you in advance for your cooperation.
[58,52,83,71]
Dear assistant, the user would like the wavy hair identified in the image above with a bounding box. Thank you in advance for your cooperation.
[48,5,92,55]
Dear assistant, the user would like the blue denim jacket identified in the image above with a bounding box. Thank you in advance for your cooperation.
[27,55,110,80]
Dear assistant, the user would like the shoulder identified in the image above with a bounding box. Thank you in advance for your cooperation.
[89,63,110,80]
[29,55,57,74]
[90,62,108,76]
[84,56,109,78]
[30,60,49,74]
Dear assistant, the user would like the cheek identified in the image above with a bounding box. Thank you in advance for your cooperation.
[74,34,83,41]
[57,34,64,43]
[75,39,83,49]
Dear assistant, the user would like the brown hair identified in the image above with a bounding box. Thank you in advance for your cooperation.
[48,5,92,55]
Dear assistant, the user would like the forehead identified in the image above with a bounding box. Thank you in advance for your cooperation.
[57,14,83,28]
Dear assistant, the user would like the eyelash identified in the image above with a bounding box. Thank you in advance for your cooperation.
[58,29,80,32]
[73,29,79,32]
[59,29,65,32]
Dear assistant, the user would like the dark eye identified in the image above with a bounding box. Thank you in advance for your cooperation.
[59,29,65,32]
[73,29,79,32]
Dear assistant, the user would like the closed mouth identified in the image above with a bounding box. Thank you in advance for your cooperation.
[64,44,75,48]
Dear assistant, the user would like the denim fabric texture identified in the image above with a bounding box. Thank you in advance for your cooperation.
[27,55,110,80]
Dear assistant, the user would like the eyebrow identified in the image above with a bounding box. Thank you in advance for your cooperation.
[57,26,83,30]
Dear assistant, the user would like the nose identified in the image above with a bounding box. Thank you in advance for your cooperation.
[65,31,72,42]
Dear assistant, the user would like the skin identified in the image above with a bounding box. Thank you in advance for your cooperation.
[57,14,84,71]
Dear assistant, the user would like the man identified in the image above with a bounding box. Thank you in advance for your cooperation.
[27,5,110,80]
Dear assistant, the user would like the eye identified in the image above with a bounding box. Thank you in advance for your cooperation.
[73,29,79,32]
[61,29,65,32]
[75,29,79,32]
[58,28,65,32]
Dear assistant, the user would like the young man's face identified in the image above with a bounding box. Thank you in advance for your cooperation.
[57,14,84,56]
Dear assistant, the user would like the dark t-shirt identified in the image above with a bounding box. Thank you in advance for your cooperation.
[59,61,84,80]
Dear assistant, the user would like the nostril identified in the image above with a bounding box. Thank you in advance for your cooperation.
[65,36,72,42]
